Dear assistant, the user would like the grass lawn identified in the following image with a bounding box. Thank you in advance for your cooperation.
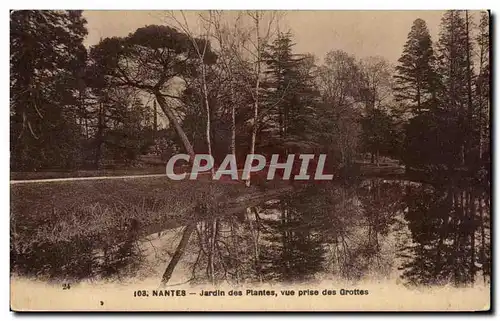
[11,176,252,245]
[10,176,260,280]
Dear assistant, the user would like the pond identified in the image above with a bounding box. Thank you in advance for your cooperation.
[11,178,491,288]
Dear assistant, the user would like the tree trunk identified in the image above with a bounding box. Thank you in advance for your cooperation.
[465,11,473,167]
[201,64,214,175]
[479,193,486,283]
[94,102,105,169]
[247,99,259,187]
[154,92,195,160]
[84,117,89,140]
[468,189,476,283]
[153,100,158,137]
[416,82,421,112]
[452,190,460,285]
[230,83,236,157]
[246,11,261,187]
[477,32,485,161]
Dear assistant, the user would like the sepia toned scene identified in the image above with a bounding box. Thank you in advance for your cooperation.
[10,10,491,311]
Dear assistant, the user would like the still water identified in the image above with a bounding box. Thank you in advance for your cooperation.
[11,178,491,287]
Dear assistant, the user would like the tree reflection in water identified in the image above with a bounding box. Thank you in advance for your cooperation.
[11,179,490,287]
[399,182,491,286]
[187,179,490,287]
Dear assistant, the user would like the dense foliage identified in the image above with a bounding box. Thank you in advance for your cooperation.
[11,10,490,178]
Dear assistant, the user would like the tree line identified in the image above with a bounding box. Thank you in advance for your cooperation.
[11,10,490,184]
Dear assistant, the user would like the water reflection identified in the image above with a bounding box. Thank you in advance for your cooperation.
[11,179,491,287]
[399,183,491,286]
[177,179,491,286]
[11,218,144,282]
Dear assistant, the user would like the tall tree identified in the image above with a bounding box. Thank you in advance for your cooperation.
[207,11,270,164]
[318,50,363,108]
[360,56,393,110]
[209,11,241,157]
[359,56,395,164]
[10,10,88,170]
[167,11,216,174]
[261,32,319,155]
[436,10,472,166]
[241,11,279,186]
[89,26,217,160]
[316,50,364,168]
[394,18,438,114]
[475,11,490,162]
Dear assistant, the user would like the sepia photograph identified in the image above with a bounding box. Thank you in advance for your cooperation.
[9,9,491,312]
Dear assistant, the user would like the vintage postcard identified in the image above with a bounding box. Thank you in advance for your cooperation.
[10,10,491,312]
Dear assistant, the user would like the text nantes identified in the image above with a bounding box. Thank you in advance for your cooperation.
[165,154,334,181]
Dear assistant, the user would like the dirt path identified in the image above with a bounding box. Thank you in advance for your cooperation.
[10,173,171,185]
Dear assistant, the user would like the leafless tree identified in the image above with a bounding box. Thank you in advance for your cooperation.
[359,56,393,110]
[165,11,216,175]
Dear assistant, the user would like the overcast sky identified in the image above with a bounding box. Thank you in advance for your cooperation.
[82,10,448,64]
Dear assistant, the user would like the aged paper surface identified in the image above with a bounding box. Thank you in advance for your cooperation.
[10,10,491,312]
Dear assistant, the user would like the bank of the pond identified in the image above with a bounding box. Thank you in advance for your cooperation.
[10,176,296,278]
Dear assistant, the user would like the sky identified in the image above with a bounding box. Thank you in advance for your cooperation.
[82,10,448,65]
